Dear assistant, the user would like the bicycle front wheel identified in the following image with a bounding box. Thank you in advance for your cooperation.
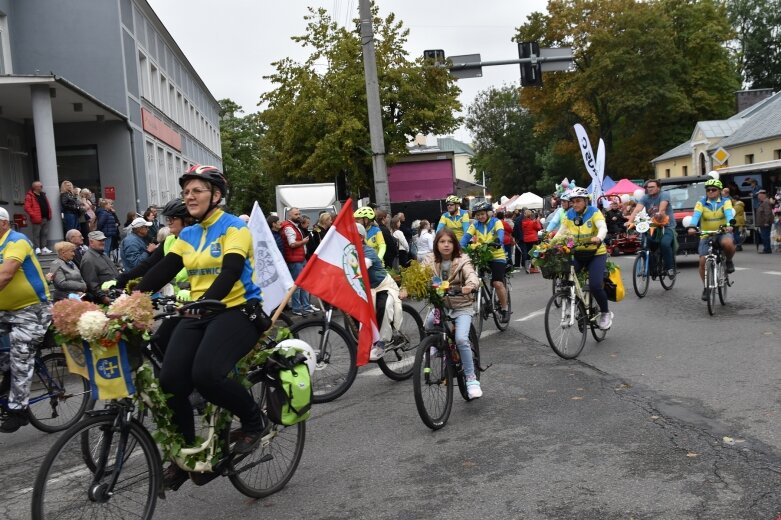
[32,414,160,520]
[544,291,587,359]
[227,371,305,498]
[718,261,728,305]
[290,319,357,403]
[412,335,453,430]
[492,279,511,331]
[28,352,90,433]
[632,255,649,298]
[659,256,676,290]
[377,303,424,381]
[705,258,717,315]
[474,288,485,338]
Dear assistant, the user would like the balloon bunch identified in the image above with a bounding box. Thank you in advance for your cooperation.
[554,178,577,196]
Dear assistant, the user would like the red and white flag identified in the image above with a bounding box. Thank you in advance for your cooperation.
[294,199,379,366]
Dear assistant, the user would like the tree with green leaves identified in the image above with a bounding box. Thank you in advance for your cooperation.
[218,99,272,215]
[258,6,461,200]
[465,85,545,197]
[727,0,781,90]
[515,0,739,183]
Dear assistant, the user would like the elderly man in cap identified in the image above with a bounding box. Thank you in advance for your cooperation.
[120,216,158,271]
[756,189,774,253]
[80,230,120,304]
[0,207,52,432]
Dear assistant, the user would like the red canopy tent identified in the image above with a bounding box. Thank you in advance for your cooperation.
[605,178,643,195]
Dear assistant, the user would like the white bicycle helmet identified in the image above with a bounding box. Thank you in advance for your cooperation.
[568,187,590,200]
[274,339,317,376]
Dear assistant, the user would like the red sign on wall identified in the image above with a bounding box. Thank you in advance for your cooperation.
[141,108,182,151]
[104,186,116,200]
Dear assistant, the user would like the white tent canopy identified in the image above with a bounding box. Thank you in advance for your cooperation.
[507,192,544,211]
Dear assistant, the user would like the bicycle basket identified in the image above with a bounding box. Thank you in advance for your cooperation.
[540,265,565,280]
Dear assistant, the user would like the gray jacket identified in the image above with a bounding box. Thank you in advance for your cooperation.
[80,247,119,300]
[49,258,87,301]
[756,200,773,227]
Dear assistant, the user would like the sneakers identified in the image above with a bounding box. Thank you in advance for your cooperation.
[597,312,613,330]
[369,343,385,362]
[0,408,29,433]
[291,309,307,316]
[701,288,709,301]
[41,247,53,255]
[725,260,735,274]
[388,331,406,348]
[34,248,41,255]
[666,269,676,278]
[307,304,320,313]
[500,309,511,323]
[162,463,189,491]
[466,378,482,399]
[233,429,264,454]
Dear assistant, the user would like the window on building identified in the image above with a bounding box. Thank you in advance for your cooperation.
[169,85,176,120]
[745,154,754,164]
[138,52,150,99]
[774,149,781,160]
[665,169,671,178]
[176,91,183,125]
[160,76,168,114]
[682,165,688,177]
[0,14,11,75]
[150,65,159,106]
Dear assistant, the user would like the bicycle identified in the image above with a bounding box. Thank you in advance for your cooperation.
[0,326,90,433]
[543,248,609,359]
[697,226,734,316]
[413,288,484,430]
[632,224,676,298]
[474,265,512,337]
[32,299,307,520]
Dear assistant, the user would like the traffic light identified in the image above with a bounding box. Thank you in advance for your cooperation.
[423,49,446,66]
[518,41,542,87]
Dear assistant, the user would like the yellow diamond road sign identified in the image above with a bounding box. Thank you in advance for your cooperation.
[713,147,730,165]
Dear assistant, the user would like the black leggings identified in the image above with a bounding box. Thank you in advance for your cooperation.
[160,308,262,444]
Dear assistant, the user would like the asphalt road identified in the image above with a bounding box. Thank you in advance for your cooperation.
[2,247,780,519]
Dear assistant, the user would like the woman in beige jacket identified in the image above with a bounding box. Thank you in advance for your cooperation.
[420,228,482,398]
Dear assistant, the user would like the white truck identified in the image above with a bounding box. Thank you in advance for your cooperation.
[275,183,341,223]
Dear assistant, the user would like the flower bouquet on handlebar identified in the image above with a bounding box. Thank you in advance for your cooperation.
[530,234,574,280]
[51,292,155,400]
[464,242,495,274]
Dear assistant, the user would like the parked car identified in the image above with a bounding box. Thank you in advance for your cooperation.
[658,175,711,255]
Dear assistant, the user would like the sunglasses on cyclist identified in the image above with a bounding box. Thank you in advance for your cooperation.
[705,188,719,192]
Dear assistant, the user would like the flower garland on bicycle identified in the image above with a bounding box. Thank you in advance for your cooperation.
[135,165,269,491]
[686,178,736,301]
[459,201,510,323]
[422,228,482,398]
[557,188,614,330]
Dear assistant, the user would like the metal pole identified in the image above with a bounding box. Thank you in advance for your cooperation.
[359,0,390,210]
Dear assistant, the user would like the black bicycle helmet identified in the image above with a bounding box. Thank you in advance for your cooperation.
[161,198,189,219]
[472,201,492,213]
[179,165,228,199]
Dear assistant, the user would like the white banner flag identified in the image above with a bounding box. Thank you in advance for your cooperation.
[247,201,294,315]
[574,123,602,207]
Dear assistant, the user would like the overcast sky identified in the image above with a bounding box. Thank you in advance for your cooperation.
[146,0,549,142]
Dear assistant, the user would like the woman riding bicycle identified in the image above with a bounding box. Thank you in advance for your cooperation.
[136,165,267,490]
[558,187,613,330]
[459,201,510,323]
[420,228,481,398]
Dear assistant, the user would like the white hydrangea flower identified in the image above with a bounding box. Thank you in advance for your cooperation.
[77,310,109,342]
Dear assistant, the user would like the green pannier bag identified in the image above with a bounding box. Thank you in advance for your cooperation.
[264,350,312,426]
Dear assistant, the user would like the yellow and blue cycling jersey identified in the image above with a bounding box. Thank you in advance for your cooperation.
[437,209,470,240]
[169,208,261,309]
[365,224,386,259]
[560,207,607,255]
[0,229,50,311]
[690,196,735,232]
[461,217,506,261]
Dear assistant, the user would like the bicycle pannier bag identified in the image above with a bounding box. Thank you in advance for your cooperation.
[264,350,312,425]
[604,266,625,302]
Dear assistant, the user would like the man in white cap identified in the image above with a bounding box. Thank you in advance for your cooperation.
[80,230,120,304]
[0,207,52,432]
[120,216,158,271]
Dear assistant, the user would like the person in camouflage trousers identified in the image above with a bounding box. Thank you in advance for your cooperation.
[0,207,52,432]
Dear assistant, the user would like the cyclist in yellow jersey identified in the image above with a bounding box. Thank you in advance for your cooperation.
[137,166,267,491]
[460,201,511,322]
[557,188,613,330]
[686,178,736,301]
[437,194,470,241]
[354,206,386,259]
[0,207,52,432]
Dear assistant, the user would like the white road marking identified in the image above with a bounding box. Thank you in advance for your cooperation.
[763,271,781,276]
[733,267,750,271]
[516,309,545,322]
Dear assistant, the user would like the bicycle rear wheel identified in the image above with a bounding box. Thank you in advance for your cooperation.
[226,370,305,498]
[456,326,481,401]
[32,413,160,520]
[705,258,717,315]
[28,352,91,433]
[412,335,453,430]
[492,280,511,331]
[290,319,356,403]
[544,291,587,359]
[632,255,649,298]
[718,261,728,305]
[377,303,424,381]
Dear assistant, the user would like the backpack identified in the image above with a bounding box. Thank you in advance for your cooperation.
[264,349,312,425]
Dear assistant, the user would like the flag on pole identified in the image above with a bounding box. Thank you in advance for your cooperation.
[574,123,602,207]
[294,199,379,366]
[247,201,295,316]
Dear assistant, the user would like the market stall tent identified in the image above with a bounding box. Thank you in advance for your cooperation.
[605,178,643,195]
[507,192,544,210]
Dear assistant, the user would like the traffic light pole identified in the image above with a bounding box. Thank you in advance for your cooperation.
[359,0,390,210]
[447,55,573,71]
